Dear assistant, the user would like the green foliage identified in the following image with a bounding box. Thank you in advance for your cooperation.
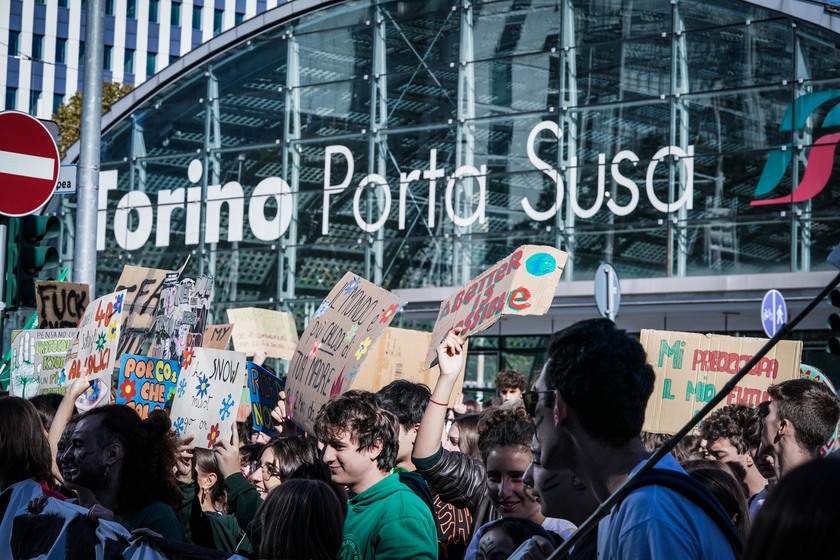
[52,82,134,159]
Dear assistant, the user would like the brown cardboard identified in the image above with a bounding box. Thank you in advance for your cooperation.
[285,272,407,435]
[226,308,298,359]
[204,324,234,350]
[35,281,89,329]
[641,329,802,434]
[114,265,170,356]
[353,327,466,405]
[425,245,568,368]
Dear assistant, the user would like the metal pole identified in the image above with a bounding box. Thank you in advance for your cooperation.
[0,217,7,363]
[74,0,105,296]
[548,268,840,559]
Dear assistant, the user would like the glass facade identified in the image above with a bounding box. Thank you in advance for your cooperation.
[62,0,840,365]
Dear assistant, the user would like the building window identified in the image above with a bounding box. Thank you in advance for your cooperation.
[56,38,67,64]
[213,9,223,34]
[9,30,20,56]
[58,0,68,7]
[52,94,64,115]
[5,89,16,111]
[78,41,85,66]
[171,2,180,26]
[192,5,201,30]
[149,0,159,23]
[29,90,41,114]
[169,54,178,65]
[32,35,44,61]
[124,48,134,74]
[127,0,136,19]
[104,45,112,70]
[105,0,114,15]
[234,12,244,25]
[146,52,157,77]
[35,0,45,4]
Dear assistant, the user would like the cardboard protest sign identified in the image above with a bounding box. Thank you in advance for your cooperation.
[247,362,285,436]
[149,275,214,361]
[114,265,170,356]
[641,329,802,434]
[286,273,407,434]
[61,290,127,385]
[116,354,180,419]
[35,281,89,329]
[352,327,466,405]
[9,328,75,397]
[226,307,299,359]
[801,364,839,455]
[425,245,568,368]
[169,347,245,449]
[204,324,234,350]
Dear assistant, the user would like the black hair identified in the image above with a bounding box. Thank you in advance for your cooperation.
[377,379,431,429]
[0,396,54,488]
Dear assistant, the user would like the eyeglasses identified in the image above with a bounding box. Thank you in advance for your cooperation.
[250,460,282,479]
[522,390,555,418]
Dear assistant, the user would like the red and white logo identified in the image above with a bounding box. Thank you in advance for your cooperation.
[0,111,60,217]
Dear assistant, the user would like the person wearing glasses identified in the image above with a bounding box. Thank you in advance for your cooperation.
[532,318,736,560]
[412,329,576,551]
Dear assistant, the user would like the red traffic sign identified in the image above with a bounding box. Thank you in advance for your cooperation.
[0,111,60,217]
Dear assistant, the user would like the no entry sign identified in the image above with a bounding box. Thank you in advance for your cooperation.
[0,111,60,217]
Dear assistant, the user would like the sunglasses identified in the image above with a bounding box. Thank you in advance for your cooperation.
[522,390,554,417]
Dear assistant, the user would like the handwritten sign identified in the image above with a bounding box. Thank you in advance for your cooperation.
[35,281,89,329]
[116,354,180,419]
[353,327,466,405]
[9,328,75,397]
[149,275,214,361]
[286,273,406,435]
[641,329,802,434]
[61,291,127,385]
[425,245,568,368]
[247,362,285,436]
[227,308,299,359]
[114,265,170,356]
[169,348,245,449]
[204,324,234,350]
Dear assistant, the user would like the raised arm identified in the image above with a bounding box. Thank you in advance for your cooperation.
[413,328,466,460]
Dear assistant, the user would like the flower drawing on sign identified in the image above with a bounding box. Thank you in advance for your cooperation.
[173,417,185,433]
[177,378,187,398]
[309,342,321,360]
[330,369,346,398]
[58,369,67,386]
[355,337,372,360]
[181,348,195,369]
[107,320,119,341]
[220,394,234,421]
[195,374,211,398]
[207,423,221,447]
[119,379,136,401]
[343,324,359,344]
[95,332,107,351]
[113,293,124,313]
[380,303,399,324]
[166,386,176,403]
[347,365,361,386]
[314,301,330,318]
[345,278,361,294]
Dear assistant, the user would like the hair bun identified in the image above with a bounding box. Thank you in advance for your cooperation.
[477,400,529,436]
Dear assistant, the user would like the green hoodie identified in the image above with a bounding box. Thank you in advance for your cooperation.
[341,473,437,560]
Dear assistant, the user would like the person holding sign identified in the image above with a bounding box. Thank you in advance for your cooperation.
[315,390,438,560]
[59,405,186,541]
[412,329,576,547]
[532,318,736,560]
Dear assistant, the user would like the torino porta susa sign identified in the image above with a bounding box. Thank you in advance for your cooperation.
[97,120,695,251]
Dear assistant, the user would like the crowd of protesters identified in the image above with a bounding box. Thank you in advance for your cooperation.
[2,317,840,559]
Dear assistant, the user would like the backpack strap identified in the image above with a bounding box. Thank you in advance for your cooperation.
[616,468,744,555]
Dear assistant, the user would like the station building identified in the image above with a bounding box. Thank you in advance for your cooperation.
[55,0,840,388]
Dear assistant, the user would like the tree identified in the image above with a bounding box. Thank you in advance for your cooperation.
[52,82,134,159]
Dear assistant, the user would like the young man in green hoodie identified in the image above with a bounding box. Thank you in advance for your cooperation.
[315,390,438,560]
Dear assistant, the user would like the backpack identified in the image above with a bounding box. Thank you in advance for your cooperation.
[616,468,744,555]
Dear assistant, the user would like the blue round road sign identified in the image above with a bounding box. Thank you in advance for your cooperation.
[761,289,787,337]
